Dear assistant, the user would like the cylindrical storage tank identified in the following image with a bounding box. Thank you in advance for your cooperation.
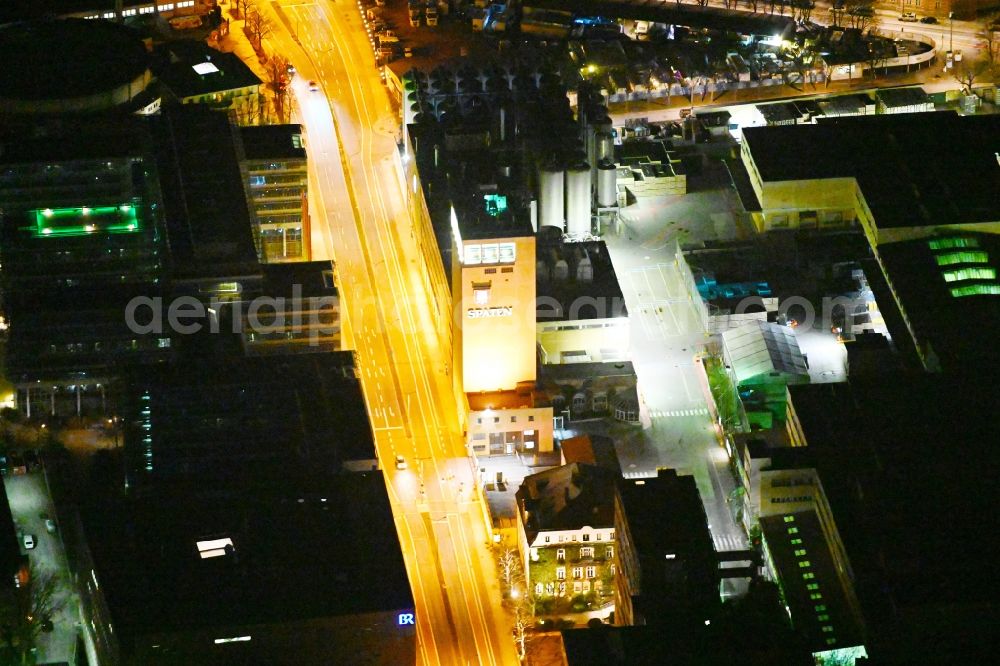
[595,131,615,162]
[597,159,617,208]
[565,162,591,237]
[538,163,565,231]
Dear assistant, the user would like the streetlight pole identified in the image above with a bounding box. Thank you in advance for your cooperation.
[949,11,954,54]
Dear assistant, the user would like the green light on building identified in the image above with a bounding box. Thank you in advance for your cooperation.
[32,205,140,238]
[484,194,508,217]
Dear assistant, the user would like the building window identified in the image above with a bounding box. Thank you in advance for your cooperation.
[609,531,614,540]
[815,605,827,612]
[783,516,795,523]
[494,417,500,424]
[546,582,554,595]
[810,593,823,600]
[818,614,830,622]
[586,566,596,579]
[806,583,819,591]
[556,567,566,580]
[580,547,594,558]
[535,583,543,596]
[557,549,565,562]
[528,415,534,422]
[473,284,491,305]
[606,546,614,559]
[788,527,799,534]
[794,549,807,557]
[802,573,815,580]
[583,581,591,593]
[798,561,812,568]
[822,626,834,633]
[558,582,566,596]
[544,536,550,543]
[582,534,590,542]
[511,416,517,423]
[572,567,583,579]
[790,538,803,545]
[573,582,582,593]
[826,638,837,646]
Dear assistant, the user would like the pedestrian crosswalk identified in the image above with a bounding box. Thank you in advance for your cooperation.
[713,533,748,553]
[649,407,709,419]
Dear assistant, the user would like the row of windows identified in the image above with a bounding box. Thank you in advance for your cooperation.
[951,283,1000,297]
[543,531,613,544]
[476,414,534,425]
[770,495,811,504]
[535,580,603,597]
[929,236,979,251]
[46,338,170,354]
[555,566,598,580]
[555,546,613,561]
[935,251,989,266]
[943,267,996,283]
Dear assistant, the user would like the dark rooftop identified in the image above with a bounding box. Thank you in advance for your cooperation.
[152,106,260,278]
[157,40,261,101]
[240,124,307,161]
[122,352,375,486]
[786,376,1000,618]
[85,473,412,651]
[742,112,1000,230]
[260,260,337,299]
[756,102,801,124]
[876,232,1000,371]
[618,470,717,625]
[0,19,149,103]
[516,463,616,540]
[560,434,621,476]
[536,239,625,322]
[874,86,931,108]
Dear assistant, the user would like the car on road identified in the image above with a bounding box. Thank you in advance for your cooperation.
[23,534,35,550]
[308,80,319,92]
[920,16,938,24]
[395,455,407,470]
[900,12,918,22]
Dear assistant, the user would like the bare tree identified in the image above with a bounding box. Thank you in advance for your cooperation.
[265,54,294,124]
[512,604,532,663]
[829,3,847,27]
[0,565,65,664]
[953,57,992,94]
[496,546,521,595]
[847,1,877,33]
[746,0,761,12]
[245,1,273,50]
[233,94,267,126]
[696,0,710,6]
[793,0,815,22]
[232,0,250,20]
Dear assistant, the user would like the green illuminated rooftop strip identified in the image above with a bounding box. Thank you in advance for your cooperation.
[33,205,140,238]
[935,251,989,266]
[943,267,996,283]
[951,284,1000,298]
[928,237,979,250]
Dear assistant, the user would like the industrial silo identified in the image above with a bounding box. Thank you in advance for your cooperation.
[565,162,591,237]
[538,161,565,231]
[597,159,617,208]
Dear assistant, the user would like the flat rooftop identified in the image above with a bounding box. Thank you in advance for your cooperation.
[537,239,626,322]
[516,463,616,538]
[877,232,1000,371]
[240,124,307,161]
[85,473,412,646]
[153,106,260,278]
[157,40,261,100]
[786,375,999,616]
[123,352,375,485]
[742,112,1000,230]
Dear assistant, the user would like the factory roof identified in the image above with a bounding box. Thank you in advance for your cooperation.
[536,240,626,322]
[741,112,1000,230]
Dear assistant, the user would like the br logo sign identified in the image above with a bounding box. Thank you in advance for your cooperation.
[398,612,415,626]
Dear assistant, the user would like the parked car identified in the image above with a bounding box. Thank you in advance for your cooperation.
[308,80,319,92]
[920,16,938,24]
[900,12,918,22]
[395,455,407,470]
[23,534,35,550]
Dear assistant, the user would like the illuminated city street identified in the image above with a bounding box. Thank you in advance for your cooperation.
[265,2,517,664]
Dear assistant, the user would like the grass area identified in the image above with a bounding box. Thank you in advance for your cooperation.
[704,355,740,431]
